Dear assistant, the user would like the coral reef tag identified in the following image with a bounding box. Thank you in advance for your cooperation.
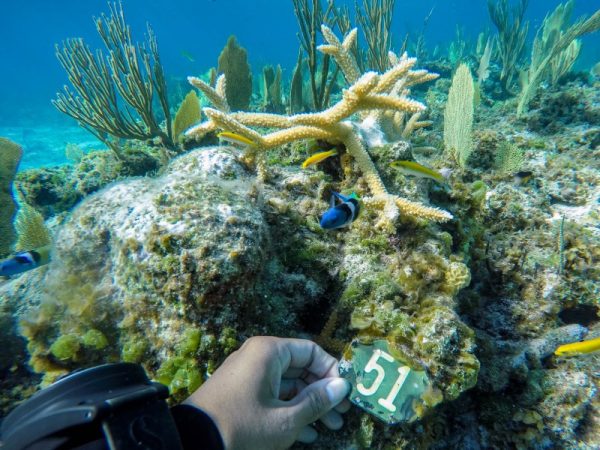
[339,340,430,425]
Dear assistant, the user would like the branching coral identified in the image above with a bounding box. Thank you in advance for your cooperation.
[187,27,452,227]
[517,3,600,116]
[53,2,174,155]
[291,0,347,111]
[488,0,530,94]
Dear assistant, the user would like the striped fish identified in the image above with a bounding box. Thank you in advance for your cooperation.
[390,160,448,184]
[320,192,360,229]
[0,245,51,278]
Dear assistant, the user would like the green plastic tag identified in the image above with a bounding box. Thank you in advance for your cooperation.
[339,339,431,425]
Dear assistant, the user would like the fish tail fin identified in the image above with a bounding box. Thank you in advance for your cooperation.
[332,191,351,203]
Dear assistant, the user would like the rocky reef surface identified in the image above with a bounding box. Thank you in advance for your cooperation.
[1,143,479,446]
[1,79,599,450]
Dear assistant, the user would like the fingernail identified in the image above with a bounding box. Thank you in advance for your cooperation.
[325,378,350,404]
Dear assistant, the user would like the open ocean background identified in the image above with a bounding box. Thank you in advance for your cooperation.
[1,0,599,170]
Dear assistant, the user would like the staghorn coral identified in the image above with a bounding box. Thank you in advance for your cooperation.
[187,27,451,228]
[3,6,600,449]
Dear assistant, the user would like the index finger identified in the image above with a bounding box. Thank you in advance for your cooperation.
[277,338,339,379]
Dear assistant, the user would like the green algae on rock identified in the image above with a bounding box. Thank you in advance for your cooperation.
[8,147,342,402]
[19,147,267,387]
[16,144,163,219]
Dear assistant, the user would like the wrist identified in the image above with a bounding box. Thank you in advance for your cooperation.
[183,397,235,449]
[174,403,226,450]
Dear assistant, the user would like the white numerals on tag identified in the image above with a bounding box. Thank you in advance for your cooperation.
[378,366,410,412]
[356,349,411,412]
[356,349,393,395]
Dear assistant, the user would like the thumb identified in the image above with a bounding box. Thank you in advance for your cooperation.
[287,377,350,427]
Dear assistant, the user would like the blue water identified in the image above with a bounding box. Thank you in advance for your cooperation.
[1,0,599,169]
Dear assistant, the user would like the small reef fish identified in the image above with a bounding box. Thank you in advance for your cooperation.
[181,51,196,62]
[217,131,256,148]
[0,245,51,278]
[554,336,600,357]
[513,171,533,185]
[320,192,360,229]
[390,160,448,184]
[301,149,338,169]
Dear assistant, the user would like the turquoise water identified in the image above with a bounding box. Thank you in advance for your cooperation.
[1,0,599,169]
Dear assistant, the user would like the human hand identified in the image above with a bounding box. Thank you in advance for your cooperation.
[184,336,351,450]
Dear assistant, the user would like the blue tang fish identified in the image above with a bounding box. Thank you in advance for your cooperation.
[320,192,360,229]
[0,245,51,278]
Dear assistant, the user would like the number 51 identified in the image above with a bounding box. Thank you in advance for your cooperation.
[356,349,411,413]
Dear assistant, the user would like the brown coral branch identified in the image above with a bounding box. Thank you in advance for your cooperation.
[188,75,230,113]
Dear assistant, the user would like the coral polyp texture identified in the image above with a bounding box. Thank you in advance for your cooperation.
[0,138,22,257]
[187,27,452,228]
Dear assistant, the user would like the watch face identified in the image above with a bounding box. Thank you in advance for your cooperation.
[339,339,433,425]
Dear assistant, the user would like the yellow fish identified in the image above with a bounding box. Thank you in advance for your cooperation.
[301,149,338,169]
[217,131,256,147]
[554,336,600,357]
[390,160,447,184]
